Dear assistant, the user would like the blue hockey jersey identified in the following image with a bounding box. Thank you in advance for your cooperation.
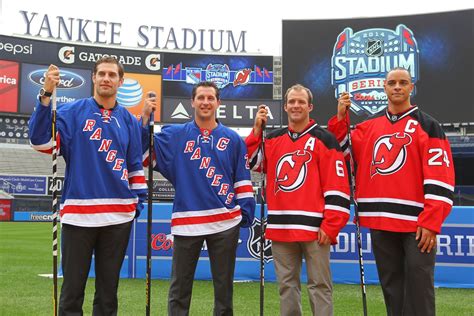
[29,97,147,227]
[143,121,256,236]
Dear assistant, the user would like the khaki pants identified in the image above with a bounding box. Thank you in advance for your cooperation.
[272,240,333,316]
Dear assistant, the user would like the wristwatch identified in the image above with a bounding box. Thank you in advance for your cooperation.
[39,88,53,98]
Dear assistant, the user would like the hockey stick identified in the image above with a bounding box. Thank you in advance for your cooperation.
[145,92,156,316]
[346,118,368,316]
[51,88,59,316]
[259,122,266,316]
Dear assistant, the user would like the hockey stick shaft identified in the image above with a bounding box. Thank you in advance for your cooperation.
[146,93,155,316]
[51,89,58,316]
[259,123,266,316]
[346,119,368,316]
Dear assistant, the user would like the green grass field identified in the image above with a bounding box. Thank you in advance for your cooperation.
[1,222,473,315]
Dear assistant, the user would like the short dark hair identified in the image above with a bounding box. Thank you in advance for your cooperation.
[385,67,412,81]
[93,56,124,79]
[284,84,313,105]
[192,81,220,100]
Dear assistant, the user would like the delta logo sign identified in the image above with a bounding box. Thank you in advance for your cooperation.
[331,25,420,116]
[163,62,273,89]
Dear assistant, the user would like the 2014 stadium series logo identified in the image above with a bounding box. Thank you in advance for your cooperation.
[331,25,420,116]
[205,64,231,89]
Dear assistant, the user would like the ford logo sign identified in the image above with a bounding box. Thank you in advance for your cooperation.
[28,69,85,89]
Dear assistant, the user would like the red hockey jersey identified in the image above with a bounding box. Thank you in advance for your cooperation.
[246,120,350,243]
[328,106,455,233]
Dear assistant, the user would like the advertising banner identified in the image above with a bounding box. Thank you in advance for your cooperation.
[0,113,29,142]
[0,60,20,113]
[0,34,163,121]
[0,174,47,196]
[152,179,175,200]
[124,204,474,288]
[0,199,12,221]
[63,203,473,288]
[19,63,92,114]
[13,211,52,221]
[1,34,276,126]
[161,97,282,127]
[162,53,274,100]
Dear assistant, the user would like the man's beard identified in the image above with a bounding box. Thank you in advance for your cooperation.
[96,86,116,98]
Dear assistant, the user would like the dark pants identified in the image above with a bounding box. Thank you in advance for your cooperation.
[371,229,436,316]
[168,225,240,316]
[58,221,132,316]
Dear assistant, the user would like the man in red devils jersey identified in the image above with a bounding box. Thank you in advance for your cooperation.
[29,57,147,315]
[328,68,455,316]
[246,84,350,316]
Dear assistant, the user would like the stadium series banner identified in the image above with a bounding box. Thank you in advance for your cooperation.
[282,9,474,125]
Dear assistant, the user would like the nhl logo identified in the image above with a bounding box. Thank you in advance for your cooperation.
[366,39,383,57]
[247,217,273,263]
[200,129,211,143]
[102,109,111,123]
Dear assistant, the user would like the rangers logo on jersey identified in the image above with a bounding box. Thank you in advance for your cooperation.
[331,25,420,116]
[247,217,273,263]
[371,132,412,177]
[275,150,312,193]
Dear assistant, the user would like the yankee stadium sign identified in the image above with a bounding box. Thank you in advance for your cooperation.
[331,25,419,116]
[17,10,247,53]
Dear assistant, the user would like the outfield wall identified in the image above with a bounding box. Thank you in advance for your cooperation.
[65,204,473,288]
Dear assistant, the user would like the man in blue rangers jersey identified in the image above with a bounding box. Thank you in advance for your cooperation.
[29,57,147,315]
[142,81,256,315]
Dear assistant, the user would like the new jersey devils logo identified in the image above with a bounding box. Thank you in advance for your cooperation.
[371,132,412,177]
[233,68,252,86]
[275,150,312,193]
